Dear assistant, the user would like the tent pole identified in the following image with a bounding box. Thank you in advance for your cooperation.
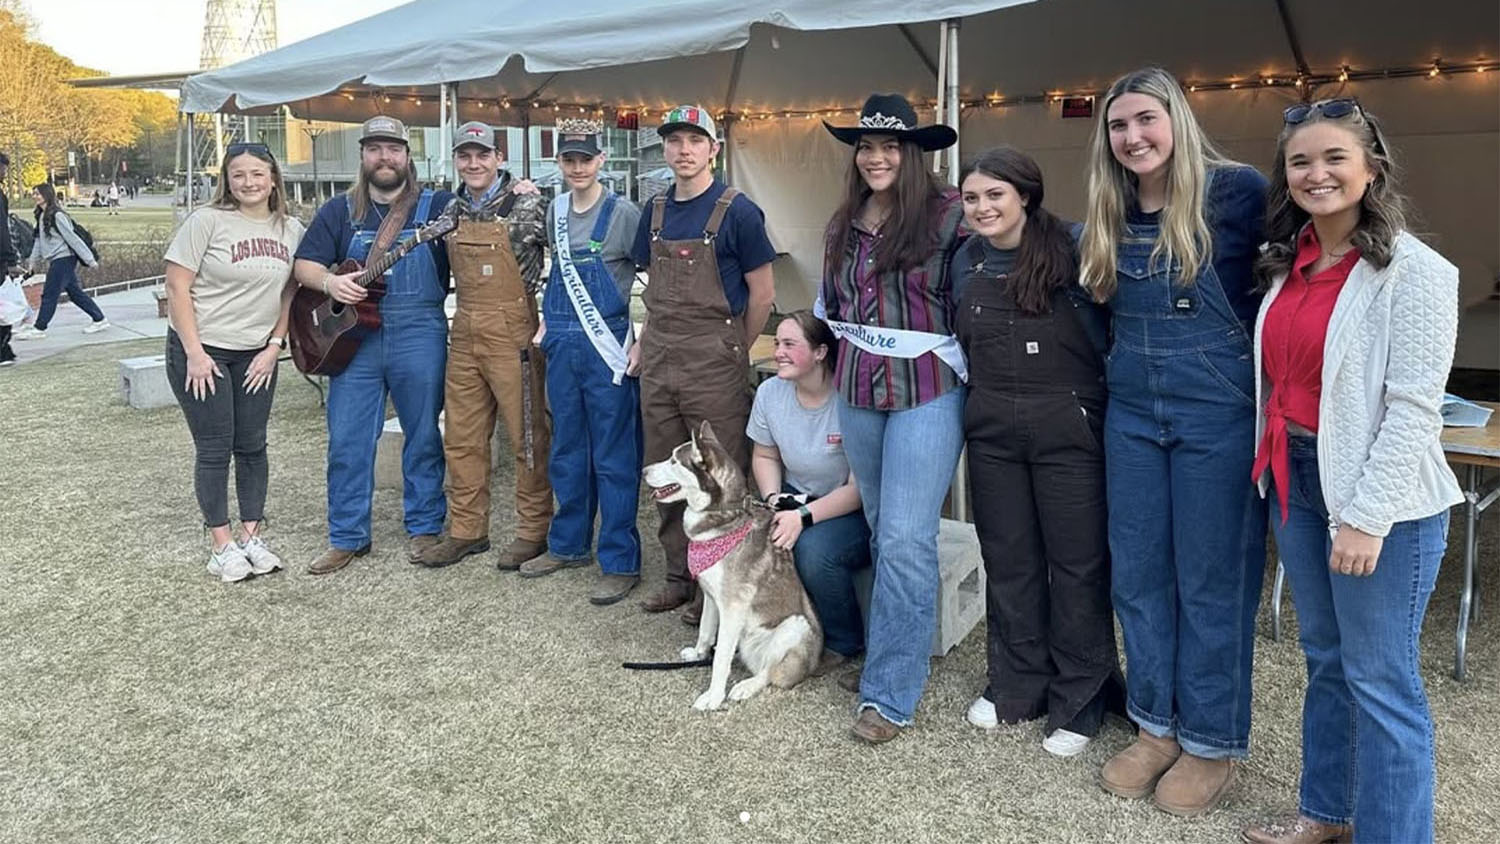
[186,113,195,214]
[945,18,961,184]
[448,81,460,188]
[933,20,948,174]
[439,82,448,187]
[521,110,532,180]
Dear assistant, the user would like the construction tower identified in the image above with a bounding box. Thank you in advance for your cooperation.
[195,0,280,166]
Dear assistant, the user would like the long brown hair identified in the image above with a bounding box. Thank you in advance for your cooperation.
[1257,104,1409,284]
[823,138,946,277]
[211,146,291,232]
[782,309,837,375]
[959,147,1077,315]
[33,182,62,235]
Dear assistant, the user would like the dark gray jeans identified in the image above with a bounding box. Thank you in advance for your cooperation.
[166,330,276,527]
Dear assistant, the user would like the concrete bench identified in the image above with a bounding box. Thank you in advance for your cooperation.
[118,355,176,409]
[853,518,986,657]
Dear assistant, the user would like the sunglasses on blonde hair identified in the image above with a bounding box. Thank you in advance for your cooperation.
[1282,98,1361,125]
[224,142,274,161]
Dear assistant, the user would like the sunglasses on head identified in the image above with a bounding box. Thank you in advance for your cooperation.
[1283,98,1361,125]
[224,142,274,160]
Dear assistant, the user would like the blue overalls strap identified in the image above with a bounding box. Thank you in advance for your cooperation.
[586,192,618,253]
[412,189,434,225]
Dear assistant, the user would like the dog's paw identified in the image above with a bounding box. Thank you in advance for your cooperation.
[679,646,708,662]
[692,690,725,711]
[728,676,767,702]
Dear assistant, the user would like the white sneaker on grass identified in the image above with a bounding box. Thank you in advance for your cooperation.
[13,326,44,340]
[241,535,283,575]
[207,543,254,583]
[966,695,999,730]
[1042,728,1092,758]
[82,319,110,334]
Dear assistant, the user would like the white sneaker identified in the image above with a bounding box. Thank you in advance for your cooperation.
[207,543,254,583]
[241,535,283,575]
[82,319,110,334]
[1042,728,1092,758]
[966,695,999,730]
[13,326,44,340]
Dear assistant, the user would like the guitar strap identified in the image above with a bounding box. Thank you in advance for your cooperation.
[364,187,418,270]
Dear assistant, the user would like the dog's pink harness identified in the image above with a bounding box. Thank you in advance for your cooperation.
[687,521,755,580]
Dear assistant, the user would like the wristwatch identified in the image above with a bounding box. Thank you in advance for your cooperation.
[798,504,814,528]
[267,336,286,349]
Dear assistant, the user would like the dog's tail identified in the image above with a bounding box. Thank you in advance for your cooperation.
[621,657,712,671]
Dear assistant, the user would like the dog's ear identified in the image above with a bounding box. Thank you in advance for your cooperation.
[696,420,719,447]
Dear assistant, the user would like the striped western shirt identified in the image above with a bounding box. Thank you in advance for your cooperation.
[819,189,967,411]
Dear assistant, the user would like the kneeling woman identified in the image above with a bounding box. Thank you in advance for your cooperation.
[953,147,1123,757]
[1244,100,1461,844]
[747,311,872,673]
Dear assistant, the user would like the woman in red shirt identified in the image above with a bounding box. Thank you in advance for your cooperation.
[1244,100,1462,844]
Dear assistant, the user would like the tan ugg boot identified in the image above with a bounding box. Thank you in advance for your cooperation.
[1100,731,1182,799]
[1153,752,1236,816]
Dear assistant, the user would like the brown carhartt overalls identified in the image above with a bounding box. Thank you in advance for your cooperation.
[444,215,552,543]
[640,188,755,588]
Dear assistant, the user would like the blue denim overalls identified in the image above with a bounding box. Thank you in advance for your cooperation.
[325,189,449,550]
[1103,178,1268,760]
[539,192,642,575]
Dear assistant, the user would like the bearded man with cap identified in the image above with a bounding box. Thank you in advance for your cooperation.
[413,120,554,571]
[529,119,644,605]
[293,115,455,575]
[629,105,778,619]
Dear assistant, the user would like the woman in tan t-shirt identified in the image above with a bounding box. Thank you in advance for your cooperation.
[163,143,305,583]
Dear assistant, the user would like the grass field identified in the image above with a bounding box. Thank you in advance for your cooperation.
[1,336,1497,843]
[63,206,177,244]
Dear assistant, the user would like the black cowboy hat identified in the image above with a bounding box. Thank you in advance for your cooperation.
[824,93,957,152]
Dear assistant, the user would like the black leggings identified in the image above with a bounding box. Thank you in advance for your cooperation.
[166,330,277,527]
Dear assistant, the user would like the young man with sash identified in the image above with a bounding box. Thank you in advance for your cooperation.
[629,105,778,619]
[528,118,645,605]
[293,116,454,574]
[414,121,553,571]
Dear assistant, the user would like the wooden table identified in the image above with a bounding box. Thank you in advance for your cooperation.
[1270,402,1499,681]
[749,334,778,382]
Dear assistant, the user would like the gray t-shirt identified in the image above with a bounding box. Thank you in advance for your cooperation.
[546,192,642,303]
[746,377,851,498]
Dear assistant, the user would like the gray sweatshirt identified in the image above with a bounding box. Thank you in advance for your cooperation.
[30,211,97,267]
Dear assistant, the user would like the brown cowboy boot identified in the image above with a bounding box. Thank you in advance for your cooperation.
[407,534,440,562]
[1242,816,1353,844]
[307,545,370,576]
[414,534,490,568]
[680,589,704,625]
[1100,731,1181,799]
[851,707,901,744]
[497,536,547,571]
[1154,753,1236,816]
[641,581,693,613]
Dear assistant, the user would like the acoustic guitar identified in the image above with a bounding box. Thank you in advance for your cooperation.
[288,213,457,376]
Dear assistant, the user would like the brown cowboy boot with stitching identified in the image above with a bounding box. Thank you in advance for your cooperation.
[497,537,547,571]
[1100,731,1181,799]
[641,581,693,613]
[407,534,440,562]
[1242,816,1353,844]
[308,545,370,576]
[1153,753,1236,816]
[414,534,490,568]
[851,708,901,744]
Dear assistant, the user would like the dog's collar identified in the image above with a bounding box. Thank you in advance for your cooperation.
[687,520,755,580]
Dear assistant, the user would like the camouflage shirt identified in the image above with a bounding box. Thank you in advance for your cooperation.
[443,171,546,295]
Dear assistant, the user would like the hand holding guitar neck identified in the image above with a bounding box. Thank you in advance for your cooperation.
[327,271,367,304]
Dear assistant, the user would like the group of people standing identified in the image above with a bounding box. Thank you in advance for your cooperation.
[157,63,1460,844]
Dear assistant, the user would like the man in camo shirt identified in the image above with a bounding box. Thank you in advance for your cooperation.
[416,121,553,570]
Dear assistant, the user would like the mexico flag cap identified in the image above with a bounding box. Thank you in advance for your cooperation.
[657,105,718,140]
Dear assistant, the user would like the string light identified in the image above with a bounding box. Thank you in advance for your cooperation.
[1338,66,1350,82]
[1428,61,1441,77]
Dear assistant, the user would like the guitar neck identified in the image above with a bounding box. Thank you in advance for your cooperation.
[356,234,420,285]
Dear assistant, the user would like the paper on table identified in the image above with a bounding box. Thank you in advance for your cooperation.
[1441,394,1494,428]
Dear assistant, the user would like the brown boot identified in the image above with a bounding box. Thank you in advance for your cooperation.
[407,534,440,562]
[680,590,704,625]
[414,534,490,568]
[307,545,370,576]
[809,648,851,678]
[496,537,547,571]
[519,553,592,579]
[641,581,692,613]
[1242,816,1353,844]
[1100,731,1181,799]
[1154,753,1236,816]
[850,707,901,744]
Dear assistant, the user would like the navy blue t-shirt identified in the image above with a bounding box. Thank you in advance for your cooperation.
[630,181,778,315]
[294,188,455,283]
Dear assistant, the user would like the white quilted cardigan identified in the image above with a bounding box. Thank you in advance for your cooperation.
[1254,230,1464,537]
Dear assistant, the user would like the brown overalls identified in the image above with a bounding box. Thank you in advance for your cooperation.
[640,188,755,588]
[444,215,552,543]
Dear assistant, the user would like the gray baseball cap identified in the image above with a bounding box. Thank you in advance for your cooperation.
[359,115,409,145]
[453,121,496,151]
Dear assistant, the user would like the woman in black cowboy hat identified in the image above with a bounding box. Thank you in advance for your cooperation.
[817,93,968,744]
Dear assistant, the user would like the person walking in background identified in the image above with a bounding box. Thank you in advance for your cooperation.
[162,142,305,583]
[817,94,968,744]
[952,146,1123,758]
[14,182,108,340]
[1241,99,1462,844]
[107,181,121,215]
[1079,67,1269,815]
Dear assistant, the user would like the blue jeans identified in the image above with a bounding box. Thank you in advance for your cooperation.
[784,482,871,657]
[838,387,966,725]
[541,318,643,575]
[325,305,448,550]
[1275,436,1447,842]
[34,256,105,330]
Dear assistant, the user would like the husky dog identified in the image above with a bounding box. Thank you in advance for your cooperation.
[643,420,824,711]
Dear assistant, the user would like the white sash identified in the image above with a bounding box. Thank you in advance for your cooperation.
[552,196,633,384]
[814,296,968,383]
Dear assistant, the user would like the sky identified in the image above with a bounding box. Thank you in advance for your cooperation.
[30,0,409,77]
